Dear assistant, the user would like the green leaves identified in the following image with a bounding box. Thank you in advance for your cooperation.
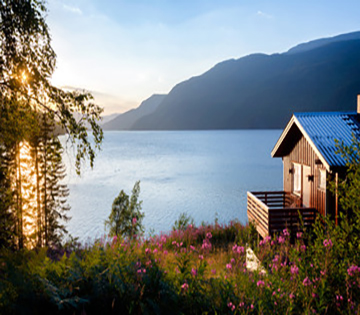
[105,181,144,239]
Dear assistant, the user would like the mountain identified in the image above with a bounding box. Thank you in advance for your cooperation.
[286,31,360,55]
[129,32,360,130]
[99,113,120,126]
[102,94,166,130]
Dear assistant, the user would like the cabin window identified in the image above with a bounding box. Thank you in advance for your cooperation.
[318,169,326,191]
[292,163,301,196]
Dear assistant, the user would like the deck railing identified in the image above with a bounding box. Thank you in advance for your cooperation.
[247,191,317,239]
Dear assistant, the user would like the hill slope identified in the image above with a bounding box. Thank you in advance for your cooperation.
[103,94,166,130]
[131,36,360,130]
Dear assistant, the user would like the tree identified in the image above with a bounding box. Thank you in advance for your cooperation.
[0,0,103,248]
[0,0,103,174]
[105,181,144,239]
[330,135,360,218]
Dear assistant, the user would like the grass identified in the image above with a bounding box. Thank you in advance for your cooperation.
[0,218,359,314]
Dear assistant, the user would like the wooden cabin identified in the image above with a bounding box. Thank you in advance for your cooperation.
[248,96,360,238]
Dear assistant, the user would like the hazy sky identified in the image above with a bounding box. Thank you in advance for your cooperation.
[47,0,360,114]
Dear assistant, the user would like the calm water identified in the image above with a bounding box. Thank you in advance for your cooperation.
[62,130,283,242]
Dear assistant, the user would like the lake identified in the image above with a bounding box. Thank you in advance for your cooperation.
[62,130,283,242]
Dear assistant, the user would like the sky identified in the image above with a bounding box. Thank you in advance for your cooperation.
[47,0,360,115]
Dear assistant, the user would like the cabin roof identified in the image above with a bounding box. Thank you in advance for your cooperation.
[271,111,360,171]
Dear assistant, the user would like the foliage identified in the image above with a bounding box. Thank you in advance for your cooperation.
[172,212,195,231]
[0,0,103,248]
[0,217,359,314]
[105,181,144,239]
[0,1,104,172]
[330,135,360,217]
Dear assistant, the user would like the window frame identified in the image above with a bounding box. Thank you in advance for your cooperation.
[318,168,326,191]
[292,162,302,196]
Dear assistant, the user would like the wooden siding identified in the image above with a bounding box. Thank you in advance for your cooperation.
[247,191,317,238]
[283,135,328,216]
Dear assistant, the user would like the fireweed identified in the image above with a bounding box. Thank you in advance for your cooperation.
[0,218,359,314]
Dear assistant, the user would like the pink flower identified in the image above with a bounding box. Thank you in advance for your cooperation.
[296,232,303,239]
[163,250,168,255]
[153,249,158,254]
[230,258,235,264]
[226,263,232,270]
[278,236,285,244]
[206,232,212,239]
[300,245,306,252]
[211,269,216,275]
[181,282,189,291]
[199,255,204,260]
[303,277,311,286]
[257,280,265,287]
[239,302,244,307]
[283,229,290,237]
[145,248,151,254]
[323,239,333,248]
[132,217,137,225]
[347,265,360,276]
[190,245,195,251]
[289,293,295,299]
[191,268,198,277]
[112,235,118,243]
[291,265,299,275]
[227,302,235,311]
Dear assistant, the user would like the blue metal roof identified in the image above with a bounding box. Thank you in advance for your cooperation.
[294,111,360,168]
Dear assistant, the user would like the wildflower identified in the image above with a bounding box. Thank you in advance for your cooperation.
[206,232,212,239]
[257,280,265,287]
[251,304,254,309]
[303,277,311,286]
[278,236,285,244]
[191,268,198,277]
[323,239,333,248]
[289,293,295,299]
[296,232,303,239]
[112,235,118,243]
[227,302,235,311]
[291,265,299,275]
[211,269,216,275]
[145,248,151,254]
[181,283,189,291]
[199,255,204,260]
[132,217,137,225]
[300,245,306,252]
[190,245,195,251]
[142,268,146,273]
[283,229,290,237]
[153,248,158,254]
[163,250,168,255]
[231,258,235,264]
[239,302,244,307]
[347,265,360,276]
[226,263,232,270]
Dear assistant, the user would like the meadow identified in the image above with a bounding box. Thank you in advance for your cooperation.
[1,216,359,314]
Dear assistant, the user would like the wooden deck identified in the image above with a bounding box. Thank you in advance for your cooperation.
[247,191,317,239]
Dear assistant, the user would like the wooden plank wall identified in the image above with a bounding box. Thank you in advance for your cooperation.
[282,136,327,217]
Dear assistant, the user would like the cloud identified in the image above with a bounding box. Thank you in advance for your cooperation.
[257,11,273,19]
[63,4,82,15]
